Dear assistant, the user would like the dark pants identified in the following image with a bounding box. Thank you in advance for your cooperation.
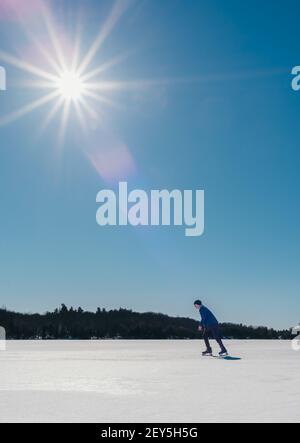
[203,325,227,352]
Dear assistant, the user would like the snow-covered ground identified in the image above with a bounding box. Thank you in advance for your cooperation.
[0,340,299,423]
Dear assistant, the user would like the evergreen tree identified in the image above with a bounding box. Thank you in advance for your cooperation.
[0,306,292,340]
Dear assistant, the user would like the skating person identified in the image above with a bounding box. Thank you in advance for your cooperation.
[194,300,228,357]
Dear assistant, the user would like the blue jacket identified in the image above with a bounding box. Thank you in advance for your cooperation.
[199,306,219,327]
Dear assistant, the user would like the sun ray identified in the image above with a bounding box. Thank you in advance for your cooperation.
[38,96,65,136]
[74,100,88,132]
[0,50,59,83]
[16,80,59,90]
[83,89,123,111]
[16,19,63,76]
[41,7,68,71]
[77,96,99,121]
[71,32,81,72]
[9,3,63,76]
[0,91,60,126]
[28,36,62,76]
[81,52,131,83]
[83,80,145,92]
[77,0,132,76]
[58,100,71,145]
[70,12,84,72]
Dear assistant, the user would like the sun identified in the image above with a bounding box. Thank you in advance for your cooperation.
[0,1,143,142]
[56,71,86,102]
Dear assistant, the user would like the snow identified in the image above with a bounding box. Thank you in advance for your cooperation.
[0,340,299,423]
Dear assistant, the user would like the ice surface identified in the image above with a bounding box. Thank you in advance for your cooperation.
[0,340,299,423]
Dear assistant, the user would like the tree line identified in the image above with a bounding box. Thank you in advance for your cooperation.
[0,304,292,340]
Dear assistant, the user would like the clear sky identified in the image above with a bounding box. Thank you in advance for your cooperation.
[0,0,299,329]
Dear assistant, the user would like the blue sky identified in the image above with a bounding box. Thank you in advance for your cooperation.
[0,0,299,329]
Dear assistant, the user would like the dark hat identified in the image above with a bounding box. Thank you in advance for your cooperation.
[194,300,202,306]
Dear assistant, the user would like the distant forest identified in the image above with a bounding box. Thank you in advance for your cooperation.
[0,305,292,340]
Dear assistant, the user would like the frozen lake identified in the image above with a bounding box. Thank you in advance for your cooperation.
[0,340,299,423]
